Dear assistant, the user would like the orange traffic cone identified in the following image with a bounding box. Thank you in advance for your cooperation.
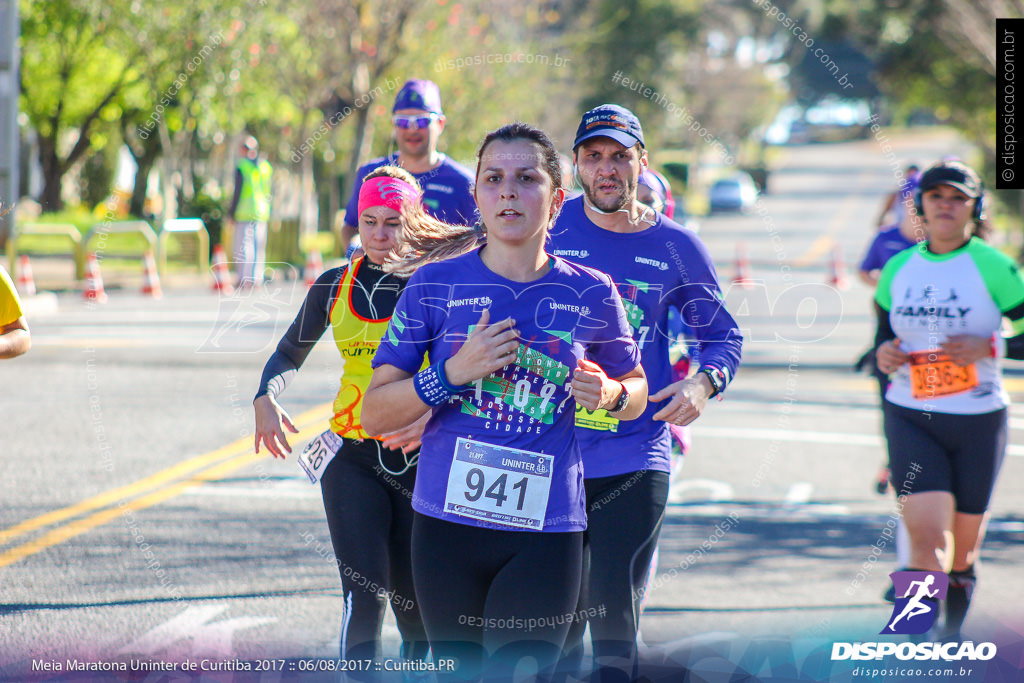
[16,254,36,296]
[83,252,108,303]
[731,241,753,289]
[829,245,849,290]
[141,250,162,298]
[304,249,323,287]
[211,244,234,294]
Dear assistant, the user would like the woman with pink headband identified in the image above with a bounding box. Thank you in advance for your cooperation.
[253,167,429,678]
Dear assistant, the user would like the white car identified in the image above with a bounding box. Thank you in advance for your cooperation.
[708,173,759,214]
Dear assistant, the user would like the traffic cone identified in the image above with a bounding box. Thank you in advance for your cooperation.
[141,250,162,298]
[83,252,108,303]
[829,245,849,290]
[211,244,234,294]
[16,255,36,296]
[304,249,323,287]
[731,241,753,289]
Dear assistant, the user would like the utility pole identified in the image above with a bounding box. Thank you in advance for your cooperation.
[0,0,20,248]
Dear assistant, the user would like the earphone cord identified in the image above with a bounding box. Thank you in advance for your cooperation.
[374,438,419,477]
[575,167,654,226]
[582,193,654,226]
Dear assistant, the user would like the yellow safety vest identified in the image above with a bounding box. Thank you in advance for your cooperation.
[328,257,395,439]
[235,157,273,221]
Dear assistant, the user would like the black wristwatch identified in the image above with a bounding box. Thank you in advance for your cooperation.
[607,382,630,413]
[699,367,726,398]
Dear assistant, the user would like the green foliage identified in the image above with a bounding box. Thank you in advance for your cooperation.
[22,209,97,234]
[19,0,139,139]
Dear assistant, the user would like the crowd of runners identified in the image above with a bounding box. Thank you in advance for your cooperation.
[252,78,1012,681]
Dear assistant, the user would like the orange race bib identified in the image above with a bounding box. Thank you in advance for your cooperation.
[908,351,978,400]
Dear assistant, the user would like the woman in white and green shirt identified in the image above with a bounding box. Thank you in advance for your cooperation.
[875,161,1024,637]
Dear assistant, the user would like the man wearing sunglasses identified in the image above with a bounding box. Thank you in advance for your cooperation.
[342,79,475,254]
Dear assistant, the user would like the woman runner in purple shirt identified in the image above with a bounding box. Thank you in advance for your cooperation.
[362,123,648,681]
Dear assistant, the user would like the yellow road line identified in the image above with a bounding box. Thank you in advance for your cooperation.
[792,235,835,268]
[0,420,326,569]
[791,179,865,267]
[0,404,331,551]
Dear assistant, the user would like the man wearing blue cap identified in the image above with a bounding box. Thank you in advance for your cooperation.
[549,104,743,681]
[341,79,475,254]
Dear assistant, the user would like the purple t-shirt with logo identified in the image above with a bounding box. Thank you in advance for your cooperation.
[372,248,640,532]
[548,196,743,478]
[344,154,477,228]
[860,226,917,273]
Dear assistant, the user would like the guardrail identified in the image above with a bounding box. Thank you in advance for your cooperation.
[6,223,82,279]
[159,218,209,277]
[81,220,159,278]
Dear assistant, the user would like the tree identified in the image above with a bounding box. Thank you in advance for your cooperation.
[18,0,145,211]
[820,0,1014,234]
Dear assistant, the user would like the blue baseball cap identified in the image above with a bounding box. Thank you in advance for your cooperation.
[573,104,645,150]
[393,79,443,115]
[919,161,981,198]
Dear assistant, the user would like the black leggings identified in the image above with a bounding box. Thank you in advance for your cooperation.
[563,470,670,681]
[320,438,428,675]
[412,512,584,682]
[883,402,1007,514]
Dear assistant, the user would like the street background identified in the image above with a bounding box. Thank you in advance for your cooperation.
[3,132,1023,682]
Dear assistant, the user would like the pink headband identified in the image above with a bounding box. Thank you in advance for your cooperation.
[357,176,420,216]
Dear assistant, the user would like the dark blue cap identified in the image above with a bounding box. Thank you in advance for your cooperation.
[393,79,443,114]
[573,104,644,150]
[919,162,981,198]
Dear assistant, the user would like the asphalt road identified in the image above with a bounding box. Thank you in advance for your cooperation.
[2,132,1023,682]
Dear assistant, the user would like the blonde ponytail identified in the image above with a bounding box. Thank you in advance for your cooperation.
[385,201,483,278]
[385,122,563,278]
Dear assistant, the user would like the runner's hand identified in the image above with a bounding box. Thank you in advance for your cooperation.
[571,358,621,411]
[876,338,910,374]
[380,411,430,454]
[941,335,990,366]
[444,309,519,386]
[254,394,298,459]
[650,376,711,426]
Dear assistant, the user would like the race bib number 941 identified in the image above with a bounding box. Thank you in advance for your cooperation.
[444,438,553,530]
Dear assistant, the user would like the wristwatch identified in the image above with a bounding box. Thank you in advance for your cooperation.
[699,367,726,398]
[607,382,630,413]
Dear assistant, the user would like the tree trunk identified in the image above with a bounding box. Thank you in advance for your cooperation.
[124,126,162,218]
[37,135,64,212]
[344,52,372,202]
[300,129,317,245]
[129,151,159,218]
[347,99,374,199]
[157,119,177,222]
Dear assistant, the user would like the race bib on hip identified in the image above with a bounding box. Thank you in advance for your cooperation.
[298,429,345,484]
[574,404,620,432]
[909,351,978,400]
[443,438,554,530]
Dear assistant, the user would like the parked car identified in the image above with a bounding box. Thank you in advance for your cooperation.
[708,173,759,214]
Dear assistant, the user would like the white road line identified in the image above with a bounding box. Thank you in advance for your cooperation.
[182,480,318,499]
[117,605,277,659]
[668,478,735,504]
[693,426,1024,457]
[695,426,881,447]
[666,503,1024,532]
[723,401,879,418]
[667,503,851,518]
[783,482,814,505]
